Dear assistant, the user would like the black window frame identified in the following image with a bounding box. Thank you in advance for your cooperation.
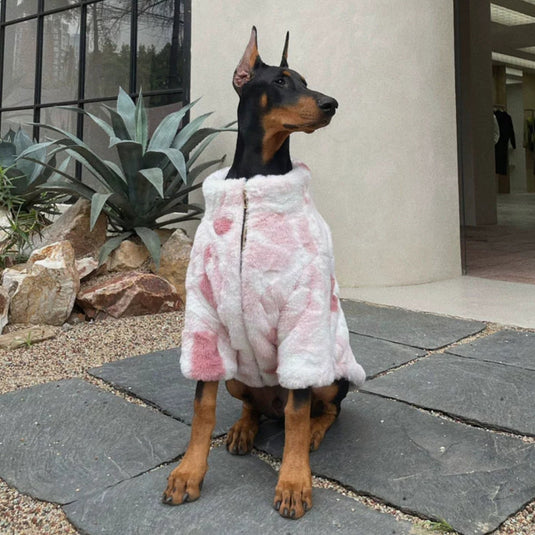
[0,0,191,146]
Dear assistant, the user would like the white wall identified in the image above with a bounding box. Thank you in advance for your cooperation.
[190,0,461,287]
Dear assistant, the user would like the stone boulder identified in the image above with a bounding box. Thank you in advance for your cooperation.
[3,241,80,326]
[107,239,150,272]
[76,272,183,319]
[30,199,107,258]
[0,287,9,334]
[151,229,192,302]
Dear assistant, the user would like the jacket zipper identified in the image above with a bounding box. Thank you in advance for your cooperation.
[240,190,248,272]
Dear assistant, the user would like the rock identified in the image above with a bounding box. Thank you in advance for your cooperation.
[77,272,183,319]
[3,241,80,326]
[30,199,107,258]
[152,229,192,302]
[107,240,150,272]
[0,287,9,334]
[0,207,11,242]
[75,256,99,280]
[0,325,58,349]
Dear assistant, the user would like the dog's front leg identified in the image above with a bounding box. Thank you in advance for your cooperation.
[274,388,313,519]
[163,380,218,505]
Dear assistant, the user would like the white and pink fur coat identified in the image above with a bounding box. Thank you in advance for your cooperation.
[180,162,366,390]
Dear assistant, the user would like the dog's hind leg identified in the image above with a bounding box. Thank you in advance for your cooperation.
[163,380,218,505]
[309,379,349,451]
[274,388,313,519]
[225,379,261,455]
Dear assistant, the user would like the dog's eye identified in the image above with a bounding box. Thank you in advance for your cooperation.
[274,78,286,87]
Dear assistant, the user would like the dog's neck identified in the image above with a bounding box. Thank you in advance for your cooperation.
[226,101,292,179]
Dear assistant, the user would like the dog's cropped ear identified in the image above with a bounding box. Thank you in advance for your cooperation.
[280,31,289,68]
[233,26,262,94]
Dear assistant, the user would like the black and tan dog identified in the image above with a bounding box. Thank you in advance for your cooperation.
[163,27,359,520]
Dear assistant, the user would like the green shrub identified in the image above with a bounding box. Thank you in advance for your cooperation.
[20,88,233,266]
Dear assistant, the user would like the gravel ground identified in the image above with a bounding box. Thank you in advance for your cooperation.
[0,312,534,535]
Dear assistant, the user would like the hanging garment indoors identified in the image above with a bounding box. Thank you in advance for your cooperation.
[494,109,516,175]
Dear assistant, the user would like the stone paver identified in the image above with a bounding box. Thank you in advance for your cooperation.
[254,392,535,535]
[0,379,189,504]
[349,332,426,378]
[342,300,485,349]
[89,349,242,436]
[363,353,535,436]
[64,447,414,535]
[446,329,535,370]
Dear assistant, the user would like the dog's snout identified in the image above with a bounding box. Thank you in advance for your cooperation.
[317,96,338,115]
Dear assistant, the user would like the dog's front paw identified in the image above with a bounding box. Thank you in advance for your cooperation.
[162,463,205,505]
[226,417,258,455]
[273,467,312,519]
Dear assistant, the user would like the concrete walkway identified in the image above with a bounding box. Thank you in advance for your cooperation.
[0,301,533,535]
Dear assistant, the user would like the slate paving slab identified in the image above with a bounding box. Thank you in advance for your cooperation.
[349,332,426,378]
[0,379,189,504]
[64,447,414,535]
[362,353,535,436]
[89,349,242,436]
[342,300,485,349]
[446,329,535,371]
[254,392,535,535]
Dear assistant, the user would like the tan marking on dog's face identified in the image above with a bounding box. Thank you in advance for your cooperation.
[260,95,330,163]
[260,93,268,109]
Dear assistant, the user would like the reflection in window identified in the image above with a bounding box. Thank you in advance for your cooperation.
[2,20,37,108]
[137,0,184,106]
[42,10,80,103]
[85,1,131,99]
[45,0,79,10]
[6,0,38,21]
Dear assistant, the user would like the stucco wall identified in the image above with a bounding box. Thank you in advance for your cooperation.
[190,0,461,287]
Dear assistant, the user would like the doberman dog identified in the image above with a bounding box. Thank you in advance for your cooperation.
[163,27,347,519]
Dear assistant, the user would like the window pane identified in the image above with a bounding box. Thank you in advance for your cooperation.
[6,0,38,21]
[41,10,80,103]
[144,95,184,137]
[85,1,131,99]
[45,0,79,10]
[1,110,34,137]
[137,0,185,96]
[2,20,37,108]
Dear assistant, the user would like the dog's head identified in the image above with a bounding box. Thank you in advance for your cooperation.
[232,27,338,135]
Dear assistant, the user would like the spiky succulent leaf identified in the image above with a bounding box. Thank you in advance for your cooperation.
[134,226,161,267]
[138,167,164,198]
[98,231,133,266]
[172,112,213,151]
[135,90,148,151]
[90,192,112,231]
[117,87,136,139]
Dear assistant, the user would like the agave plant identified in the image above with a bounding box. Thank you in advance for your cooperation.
[0,127,59,215]
[19,88,233,266]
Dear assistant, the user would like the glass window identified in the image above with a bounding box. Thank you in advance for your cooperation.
[2,20,38,108]
[0,0,190,173]
[85,0,131,99]
[41,9,80,103]
[137,0,184,101]
[6,0,38,21]
[45,0,79,10]
[1,110,34,136]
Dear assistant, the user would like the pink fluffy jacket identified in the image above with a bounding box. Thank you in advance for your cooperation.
[180,162,366,390]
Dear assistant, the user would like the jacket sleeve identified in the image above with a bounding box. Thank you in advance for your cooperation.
[276,258,336,389]
[180,227,237,382]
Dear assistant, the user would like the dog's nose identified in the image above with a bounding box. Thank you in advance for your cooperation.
[317,96,338,115]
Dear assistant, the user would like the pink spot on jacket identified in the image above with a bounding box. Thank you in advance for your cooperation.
[180,163,366,389]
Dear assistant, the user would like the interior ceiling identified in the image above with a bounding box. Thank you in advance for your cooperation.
[491,0,535,77]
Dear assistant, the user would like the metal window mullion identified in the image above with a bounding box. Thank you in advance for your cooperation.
[33,0,45,140]
[0,0,6,132]
[130,0,138,96]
